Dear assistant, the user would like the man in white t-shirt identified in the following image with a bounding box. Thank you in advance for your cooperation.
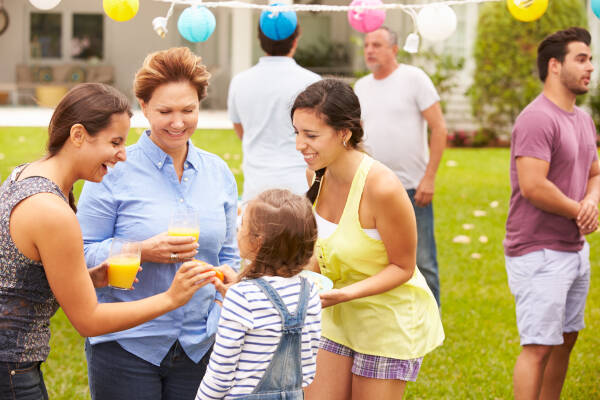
[228,23,320,203]
[354,27,447,306]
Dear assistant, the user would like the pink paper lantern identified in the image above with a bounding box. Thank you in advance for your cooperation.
[347,0,386,34]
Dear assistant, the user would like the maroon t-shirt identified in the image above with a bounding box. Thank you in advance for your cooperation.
[504,94,598,257]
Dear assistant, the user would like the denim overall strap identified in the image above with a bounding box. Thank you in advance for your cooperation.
[236,277,309,400]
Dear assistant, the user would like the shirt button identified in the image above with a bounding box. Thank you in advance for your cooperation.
[157,162,162,167]
[184,177,188,182]
[180,198,184,203]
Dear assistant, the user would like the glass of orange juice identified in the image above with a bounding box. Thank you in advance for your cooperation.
[168,208,200,242]
[107,238,142,290]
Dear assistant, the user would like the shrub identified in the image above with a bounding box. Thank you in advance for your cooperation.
[468,0,587,137]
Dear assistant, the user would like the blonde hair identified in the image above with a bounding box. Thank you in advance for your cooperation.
[133,47,210,103]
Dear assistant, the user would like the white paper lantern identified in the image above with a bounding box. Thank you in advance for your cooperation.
[417,4,457,42]
[29,0,62,10]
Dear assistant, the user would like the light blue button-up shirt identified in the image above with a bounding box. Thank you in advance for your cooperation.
[77,131,239,366]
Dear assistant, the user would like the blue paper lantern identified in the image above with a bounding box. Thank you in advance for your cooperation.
[593,0,600,19]
[177,6,216,43]
[259,3,297,41]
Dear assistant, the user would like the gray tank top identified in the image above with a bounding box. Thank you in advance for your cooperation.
[0,165,64,362]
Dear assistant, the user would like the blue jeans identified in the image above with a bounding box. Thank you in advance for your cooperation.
[235,278,309,400]
[406,189,440,306]
[85,340,211,400]
[0,361,48,400]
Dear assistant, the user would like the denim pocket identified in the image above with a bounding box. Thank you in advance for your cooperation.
[2,361,48,400]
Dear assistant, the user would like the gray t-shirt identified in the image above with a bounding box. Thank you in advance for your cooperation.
[354,65,440,190]
[504,94,598,257]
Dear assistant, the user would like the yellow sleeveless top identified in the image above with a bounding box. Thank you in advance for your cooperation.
[315,155,444,359]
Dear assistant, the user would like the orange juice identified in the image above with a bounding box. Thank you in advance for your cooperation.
[108,255,140,289]
[168,228,200,242]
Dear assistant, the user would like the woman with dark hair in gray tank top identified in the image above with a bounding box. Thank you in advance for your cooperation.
[0,83,217,399]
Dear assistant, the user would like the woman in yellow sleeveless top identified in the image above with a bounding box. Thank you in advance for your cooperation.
[292,79,444,400]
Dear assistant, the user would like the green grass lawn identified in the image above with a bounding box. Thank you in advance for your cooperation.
[0,127,598,399]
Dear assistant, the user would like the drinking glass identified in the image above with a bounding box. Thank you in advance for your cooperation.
[168,208,200,242]
[107,238,142,290]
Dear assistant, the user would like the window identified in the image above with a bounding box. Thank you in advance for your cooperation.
[72,14,104,60]
[30,12,61,59]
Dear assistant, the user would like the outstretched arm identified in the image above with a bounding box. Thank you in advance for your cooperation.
[19,194,214,337]
[320,167,417,307]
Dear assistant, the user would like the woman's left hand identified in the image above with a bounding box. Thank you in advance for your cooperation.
[320,288,350,308]
[88,261,109,288]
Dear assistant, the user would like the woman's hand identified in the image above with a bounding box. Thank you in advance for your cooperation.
[166,260,215,308]
[88,261,109,288]
[320,288,350,308]
[140,232,198,263]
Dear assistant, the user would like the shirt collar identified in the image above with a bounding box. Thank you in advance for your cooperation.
[138,130,200,171]
[258,56,297,65]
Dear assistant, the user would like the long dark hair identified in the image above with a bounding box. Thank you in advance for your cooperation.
[290,79,364,204]
[47,83,132,212]
[238,189,317,280]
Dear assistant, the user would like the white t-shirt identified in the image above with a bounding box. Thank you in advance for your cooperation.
[354,65,440,190]
[228,57,321,202]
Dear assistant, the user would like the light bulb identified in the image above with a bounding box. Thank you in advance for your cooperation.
[403,32,419,53]
[152,16,168,38]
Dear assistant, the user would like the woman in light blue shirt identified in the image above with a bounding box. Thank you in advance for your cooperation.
[77,47,239,400]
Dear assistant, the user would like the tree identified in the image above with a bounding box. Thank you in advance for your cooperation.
[468,0,587,137]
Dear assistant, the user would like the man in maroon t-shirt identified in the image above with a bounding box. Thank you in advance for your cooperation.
[504,27,600,400]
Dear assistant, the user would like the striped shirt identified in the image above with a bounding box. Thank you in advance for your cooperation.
[196,275,322,399]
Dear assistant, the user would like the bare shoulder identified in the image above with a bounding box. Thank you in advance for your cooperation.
[364,161,405,205]
[15,193,79,235]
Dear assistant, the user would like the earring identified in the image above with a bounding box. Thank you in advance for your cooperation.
[343,139,349,148]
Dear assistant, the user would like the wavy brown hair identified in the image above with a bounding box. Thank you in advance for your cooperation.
[134,47,211,103]
[291,79,364,204]
[239,189,317,280]
[47,83,131,212]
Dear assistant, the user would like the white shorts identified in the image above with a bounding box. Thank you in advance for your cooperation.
[505,242,590,346]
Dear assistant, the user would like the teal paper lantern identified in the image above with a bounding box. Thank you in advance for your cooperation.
[593,0,600,19]
[177,6,216,43]
[260,3,297,41]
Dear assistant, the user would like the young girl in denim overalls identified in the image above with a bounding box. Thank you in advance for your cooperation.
[196,189,322,400]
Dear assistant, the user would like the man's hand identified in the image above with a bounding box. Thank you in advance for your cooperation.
[414,175,435,207]
[577,197,599,235]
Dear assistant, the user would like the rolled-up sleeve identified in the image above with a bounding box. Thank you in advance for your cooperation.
[77,179,117,267]
[218,174,240,272]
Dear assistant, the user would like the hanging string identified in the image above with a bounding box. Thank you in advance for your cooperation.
[153,0,502,14]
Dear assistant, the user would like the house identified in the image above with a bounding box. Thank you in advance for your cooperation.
[1,0,600,132]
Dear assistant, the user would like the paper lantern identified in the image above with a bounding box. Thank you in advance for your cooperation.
[103,0,139,22]
[347,0,385,34]
[417,4,457,42]
[506,0,548,22]
[29,0,61,10]
[178,6,216,43]
[593,0,600,19]
[260,3,298,40]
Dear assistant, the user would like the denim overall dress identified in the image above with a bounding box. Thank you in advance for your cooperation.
[237,277,309,400]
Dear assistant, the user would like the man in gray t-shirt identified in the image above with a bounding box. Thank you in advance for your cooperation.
[504,27,599,400]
